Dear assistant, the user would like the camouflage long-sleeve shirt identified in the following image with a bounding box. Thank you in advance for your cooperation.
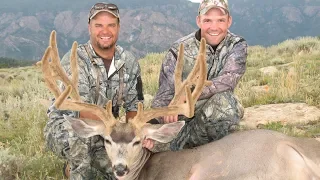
[152,30,247,108]
[48,42,143,119]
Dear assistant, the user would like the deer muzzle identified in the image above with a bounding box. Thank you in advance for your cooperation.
[113,164,129,178]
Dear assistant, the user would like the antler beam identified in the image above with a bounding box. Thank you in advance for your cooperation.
[38,30,117,132]
[132,38,211,128]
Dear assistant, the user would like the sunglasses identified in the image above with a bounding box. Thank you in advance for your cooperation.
[89,3,119,21]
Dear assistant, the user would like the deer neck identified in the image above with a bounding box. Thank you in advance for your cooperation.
[124,148,151,180]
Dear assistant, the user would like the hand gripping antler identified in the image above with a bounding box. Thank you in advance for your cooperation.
[132,38,211,128]
[39,30,117,133]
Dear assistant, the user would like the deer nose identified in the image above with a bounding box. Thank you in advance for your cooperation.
[113,164,129,177]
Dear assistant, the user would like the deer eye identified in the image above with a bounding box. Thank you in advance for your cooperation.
[105,139,112,145]
[133,141,141,146]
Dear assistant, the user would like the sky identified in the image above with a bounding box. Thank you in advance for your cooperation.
[188,0,201,3]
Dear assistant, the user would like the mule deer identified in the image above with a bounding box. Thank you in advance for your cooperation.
[39,31,320,180]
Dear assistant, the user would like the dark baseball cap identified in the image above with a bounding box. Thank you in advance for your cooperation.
[88,2,120,23]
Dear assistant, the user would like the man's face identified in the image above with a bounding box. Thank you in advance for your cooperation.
[197,8,232,46]
[88,11,120,51]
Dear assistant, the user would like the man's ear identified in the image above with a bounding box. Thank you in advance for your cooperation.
[63,115,106,138]
[228,15,232,28]
[196,15,201,28]
[143,121,185,143]
[88,24,92,35]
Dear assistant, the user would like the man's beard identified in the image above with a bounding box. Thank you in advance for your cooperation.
[97,41,115,50]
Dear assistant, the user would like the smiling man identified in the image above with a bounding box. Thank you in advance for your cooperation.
[151,0,248,151]
[44,2,143,179]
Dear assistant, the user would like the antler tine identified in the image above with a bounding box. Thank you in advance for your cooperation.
[55,91,117,132]
[173,43,184,99]
[132,38,209,128]
[40,31,79,100]
[70,41,80,99]
[169,38,211,106]
[49,30,81,101]
[41,46,61,98]
[190,38,209,101]
[38,30,117,133]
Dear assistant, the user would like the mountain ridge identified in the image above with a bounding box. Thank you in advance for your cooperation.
[0,0,319,60]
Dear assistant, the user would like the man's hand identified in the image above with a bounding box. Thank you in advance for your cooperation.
[163,115,178,124]
[162,95,185,123]
[142,139,154,150]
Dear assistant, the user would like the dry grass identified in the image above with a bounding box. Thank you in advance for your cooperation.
[139,52,164,96]
[0,67,65,179]
[236,37,320,108]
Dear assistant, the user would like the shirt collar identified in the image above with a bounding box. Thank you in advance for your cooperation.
[87,41,125,71]
[108,56,116,78]
[194,29,230,53]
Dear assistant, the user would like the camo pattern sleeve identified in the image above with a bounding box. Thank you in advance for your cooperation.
[151,51,177,108]
[200,39,247,99]
[122,51,143,112]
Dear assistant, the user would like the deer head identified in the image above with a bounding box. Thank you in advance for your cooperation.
[39,30,210,179]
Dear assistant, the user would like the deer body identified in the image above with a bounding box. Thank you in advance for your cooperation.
[139,129,320,180]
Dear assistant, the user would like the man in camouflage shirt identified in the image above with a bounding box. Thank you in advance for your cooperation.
[151,0,247,151]
[44,3,143,179]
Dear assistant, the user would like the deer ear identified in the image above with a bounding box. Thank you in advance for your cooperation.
[63,115,106,138]
[143,121,185,143]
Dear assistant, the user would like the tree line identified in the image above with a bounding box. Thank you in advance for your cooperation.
[0,57,36,68]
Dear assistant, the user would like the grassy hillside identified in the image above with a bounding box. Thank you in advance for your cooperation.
[0,36,320,179]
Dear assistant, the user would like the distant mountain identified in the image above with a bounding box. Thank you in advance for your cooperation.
[0,0,319,60]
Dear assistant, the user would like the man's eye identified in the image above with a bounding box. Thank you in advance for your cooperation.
[105,139,111,145]
[133,141,141,146]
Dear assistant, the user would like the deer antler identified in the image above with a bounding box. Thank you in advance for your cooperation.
[132,38,211,128]
[39,30,210,134]
[41,31,80,101]
[39,30,117,133]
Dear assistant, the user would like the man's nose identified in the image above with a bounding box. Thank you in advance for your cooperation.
[209,21,219,28]
[101,26,111,33]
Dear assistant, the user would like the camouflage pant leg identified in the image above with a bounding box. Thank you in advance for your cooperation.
[44,117,115,180]
[90,139,117,180]
[170,91,244,151]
